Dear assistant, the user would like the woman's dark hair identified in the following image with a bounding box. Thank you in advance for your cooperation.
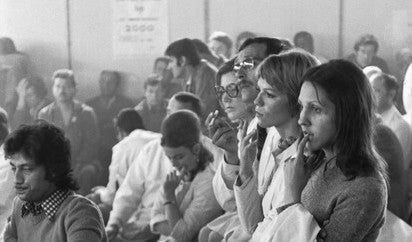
[302,59,387,180]
[257,49,319,117]
[160,110,212,172]
[114,108,145,134]
[216,58,235,86]
[25,75,48,99]
[4,122,79,191]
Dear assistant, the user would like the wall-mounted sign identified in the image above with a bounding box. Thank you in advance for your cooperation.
[112,0,169,59]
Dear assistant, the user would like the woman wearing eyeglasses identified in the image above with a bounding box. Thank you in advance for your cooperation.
[199,58,259,242]
[228,50,319,241]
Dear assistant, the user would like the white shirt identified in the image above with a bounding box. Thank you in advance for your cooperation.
[402,63,412,124]
[107,135,223,229]
[100,129,161,205]
[381,105,412,169]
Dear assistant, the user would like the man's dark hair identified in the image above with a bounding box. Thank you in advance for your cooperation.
[239,37,290,56]
[165,38,201,66]
[172,92,203,118]
[191,39,213,55]
[354,34,379,53]
[4,122,79,191]
[114,108,145,134]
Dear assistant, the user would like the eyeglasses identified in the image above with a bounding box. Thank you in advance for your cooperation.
[233,57,261,72]
[214,81,253,98]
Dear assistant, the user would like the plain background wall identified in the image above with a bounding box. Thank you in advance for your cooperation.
[1,0,411,101]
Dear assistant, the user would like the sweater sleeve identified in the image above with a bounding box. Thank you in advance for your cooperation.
[317,178,387,242]
[3,197,19,242]
[65,197,107,242]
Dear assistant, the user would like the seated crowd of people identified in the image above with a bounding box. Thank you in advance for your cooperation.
[0,29,412,242]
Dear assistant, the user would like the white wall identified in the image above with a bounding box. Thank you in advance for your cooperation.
[1,0,411,101]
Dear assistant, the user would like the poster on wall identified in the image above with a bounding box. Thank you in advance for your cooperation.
[112,0,169,59]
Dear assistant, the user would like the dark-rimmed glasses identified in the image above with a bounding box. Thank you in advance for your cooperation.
[214,81,253,99]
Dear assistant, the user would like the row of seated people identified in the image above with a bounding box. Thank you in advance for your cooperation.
[1,35,412,241]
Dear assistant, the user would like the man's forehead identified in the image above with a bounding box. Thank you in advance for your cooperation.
[236,43,267,61]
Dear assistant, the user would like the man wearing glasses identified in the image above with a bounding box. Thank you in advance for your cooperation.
[205,37,290,241]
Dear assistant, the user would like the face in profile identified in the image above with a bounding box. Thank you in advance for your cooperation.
[154,60,169,77]
[10,154,56,202]
[25,86,42,109]
[52,78,76,103]
[356,44,376,68]
[163,145,199,181]
[219,71,256,122]
[167,56,184,78]
[145,84,163,107]
[371,75,392,112]
[298,81,336,152]
[234,43,267,85]
[254,77,292,128]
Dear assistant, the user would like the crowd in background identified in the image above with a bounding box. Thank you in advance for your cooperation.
[0,29,412,241]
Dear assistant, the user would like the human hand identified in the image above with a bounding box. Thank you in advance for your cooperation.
[105,223,120,241]
[283,134,311,204]
[206,110,238,161]
[163,170,181,201]
[238,119,258,182]
[86,186,105,204]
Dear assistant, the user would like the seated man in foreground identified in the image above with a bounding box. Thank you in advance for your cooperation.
[2,122,107,241]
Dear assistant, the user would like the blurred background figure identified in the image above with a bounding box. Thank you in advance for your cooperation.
[86,70,134,185]
[11,75,50,130]
[192,38,226,68]
[0,37,30,119]
[208,31,233,59]
[346,34,390,73]
[39,69,100,195]
[235,31,257,53]
[134,75,168,133]
[293,31,328,63]
[0,108,13,240]
[153,57,183,100]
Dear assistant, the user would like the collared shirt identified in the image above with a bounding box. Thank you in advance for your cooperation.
[21,190,70,220]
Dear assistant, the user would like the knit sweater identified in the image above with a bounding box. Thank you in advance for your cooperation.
[301,162,387,242]
[3,193,107,242]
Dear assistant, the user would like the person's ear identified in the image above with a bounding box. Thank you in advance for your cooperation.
[179,56,187,67]
[192,143,201,155]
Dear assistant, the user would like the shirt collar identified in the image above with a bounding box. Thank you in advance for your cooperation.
[21,190,70,220]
